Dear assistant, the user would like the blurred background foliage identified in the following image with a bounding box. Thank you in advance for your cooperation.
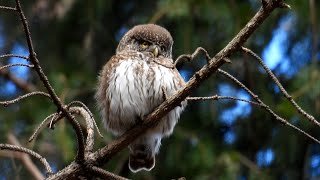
[0,0,319,179]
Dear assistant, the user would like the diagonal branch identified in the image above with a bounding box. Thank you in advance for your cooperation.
[46,1,290,178]
[92,0,288,166]
[217,68,320,144]
[241,47,320,127]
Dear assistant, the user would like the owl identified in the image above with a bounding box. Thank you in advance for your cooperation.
[95,24,187,173]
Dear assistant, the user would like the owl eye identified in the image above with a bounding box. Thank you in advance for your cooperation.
[160,46,166,52]
[139,41,150,49]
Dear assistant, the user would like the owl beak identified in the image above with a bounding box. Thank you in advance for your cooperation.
[152,47,159,57]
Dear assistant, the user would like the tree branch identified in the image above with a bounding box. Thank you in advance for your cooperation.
[14,0,85,162]
[0,91,51,106]
[217,68,320,144]
[46,1,290,178]
[241,47,320,127]
[0,133,53,178]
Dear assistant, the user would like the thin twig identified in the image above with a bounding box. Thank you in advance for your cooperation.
[15,0,85,162]
[187,95,262,106]
[28,113,58,142]
[67,101,103,138]
[0,91,51,106]
[0,6,17,11]
[0,144,53,176]
[0,63,33,71]
[7,133,45,180]
[174,47,212,67]
[88,166,129,180]
[217,68,320,144]
[152,47,212,69]
[0,54,29,60]
[241,47,320,127]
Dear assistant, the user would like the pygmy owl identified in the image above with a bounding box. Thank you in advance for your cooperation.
[96,24,186,172]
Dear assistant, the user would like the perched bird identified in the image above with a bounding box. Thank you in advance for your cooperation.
[95,24,186,173]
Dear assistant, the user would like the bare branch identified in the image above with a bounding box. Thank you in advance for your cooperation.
[174,47,212,66]
[0,54,29,60]
[0,63,34,71]
[187,95,262,106]
[88,166,129,180]
[1,136,53,177]
[0,6,17,11]
[28,113,58,142]
[241,47,320,127]
[67,101,103,138]
[0,91,51,106]
[217,68,320,144]
[15,0,85,162]
[6,133,46,180]
[89,0,289,167]
[69,107,95,154]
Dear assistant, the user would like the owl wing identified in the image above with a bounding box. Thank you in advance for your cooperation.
[95,54,124,128]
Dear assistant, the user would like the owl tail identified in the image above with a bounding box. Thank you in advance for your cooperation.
[129,152,155,173]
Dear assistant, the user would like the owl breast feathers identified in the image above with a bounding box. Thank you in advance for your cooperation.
[95,24,187,173]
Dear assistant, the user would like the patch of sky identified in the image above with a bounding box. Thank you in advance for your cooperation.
[310,154,320,178]
[223,130,236,145]
[218,83,252,126]
[179,68,192,82]
[256,148,275,167]
[9,43,30,81]
[262,13,297,78]
[0,43,29,96]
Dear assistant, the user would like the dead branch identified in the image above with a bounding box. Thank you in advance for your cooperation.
[67,101,103,138]
[14,0,85,162]
[68,107,95,154]
[0,91,51,106]
[0,54,29,60]
[0,6,16,11]
[187,95,262,106]
[0,63,34,71]
[241,47,320,127]
[88,166,129,180]
[217,68,320,143]
[28,113,58,142]
[0,133,53,178]
[5,133,45,180]
[46,1,292,178]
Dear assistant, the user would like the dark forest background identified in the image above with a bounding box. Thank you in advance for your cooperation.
[0,0,319,179]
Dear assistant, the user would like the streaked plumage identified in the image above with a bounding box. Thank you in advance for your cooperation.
[96,24,186,172]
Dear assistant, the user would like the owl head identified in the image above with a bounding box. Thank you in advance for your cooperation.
[116,24,173,58]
